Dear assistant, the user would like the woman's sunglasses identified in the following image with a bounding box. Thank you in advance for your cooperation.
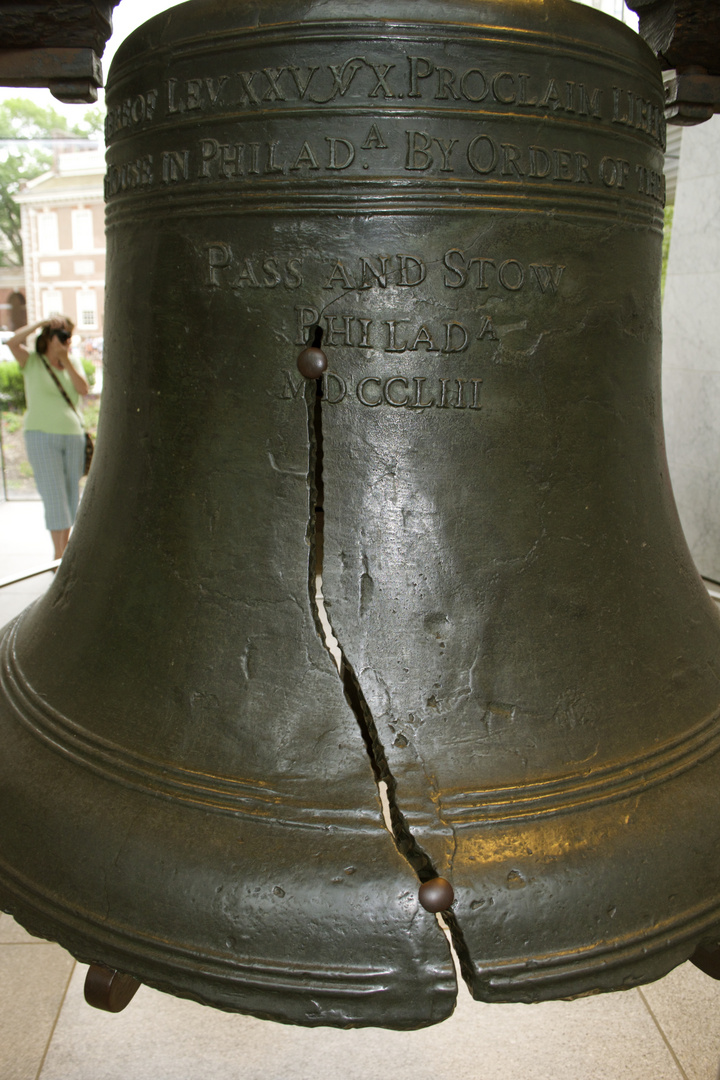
[50,329,71,344]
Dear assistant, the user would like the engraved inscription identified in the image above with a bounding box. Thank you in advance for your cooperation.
[104,55,665,157]
[107,126,665,208]
[463,135,594,185]
[442,251,565,293]
[105,89,158,140]
[204,246,567,299]
[205,243,303,288]
[199,244,567,343]
[356,375,482,409]
[612,87,665,143]
[162,149,190,183]
[634,164,665,200]
[281,371,483,410]
[322,254,426,290]
[155,58,610,123]
[167,76,230,113]
[294,306,486,352]
[105,154,154,197]
[197,134,361,177]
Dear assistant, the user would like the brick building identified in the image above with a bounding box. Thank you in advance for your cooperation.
[0,267,26,331]
[16,148,105,344]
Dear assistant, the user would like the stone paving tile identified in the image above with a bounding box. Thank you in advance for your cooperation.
[0,913,47,945]
[38,966,685,1080]
[0,501,47,564]
[0,501,58,626]
[0,943,74,1080]
[0,583,49,627]
[641,962,720,1080]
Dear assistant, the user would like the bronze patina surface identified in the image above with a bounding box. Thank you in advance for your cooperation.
[1,0,720,1029]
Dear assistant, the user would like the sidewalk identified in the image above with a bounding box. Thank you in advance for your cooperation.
[0,497,55,627]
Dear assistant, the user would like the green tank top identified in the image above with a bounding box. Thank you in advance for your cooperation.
[23,351,83,436]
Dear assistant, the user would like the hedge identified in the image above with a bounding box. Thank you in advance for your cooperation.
[0,358,96,412]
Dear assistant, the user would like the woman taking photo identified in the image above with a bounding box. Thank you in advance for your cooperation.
[8,316,90,559]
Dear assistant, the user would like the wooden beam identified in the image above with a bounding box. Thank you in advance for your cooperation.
[626,0,720,75]
[0,47,103,103]
[0,1,117,55]
[0,1,119,102]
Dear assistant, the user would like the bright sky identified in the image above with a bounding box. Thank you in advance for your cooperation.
[0,0,639,129]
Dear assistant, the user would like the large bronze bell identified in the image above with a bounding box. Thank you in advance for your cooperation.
[1,0,720,1030]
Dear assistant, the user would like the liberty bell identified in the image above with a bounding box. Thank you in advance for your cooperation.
[2,0,720,1030]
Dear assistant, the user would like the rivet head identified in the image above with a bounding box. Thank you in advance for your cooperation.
[297,346,328,380]
[418,877,454,912]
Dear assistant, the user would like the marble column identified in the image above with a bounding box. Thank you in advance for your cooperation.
[662,115,720,581]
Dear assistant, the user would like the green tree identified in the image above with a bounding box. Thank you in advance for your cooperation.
[662,203,674,301]
[0,98,102,266]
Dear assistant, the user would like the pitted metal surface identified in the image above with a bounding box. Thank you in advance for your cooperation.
[1,0,720,1028]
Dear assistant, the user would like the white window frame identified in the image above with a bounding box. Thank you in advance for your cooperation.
[41,289,63,320]
[71,208,94,251]
[76,289,98,330]
[37,212,59,254]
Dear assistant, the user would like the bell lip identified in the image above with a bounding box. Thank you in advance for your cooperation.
[462,904,720,1002]
[0,625,459,1031]
[0,861,458,1030]
[3,851,720,1012]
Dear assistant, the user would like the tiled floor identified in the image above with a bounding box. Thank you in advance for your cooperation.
[3,498,720,1079]
[2,912,720,1080]
[0,499,55,626]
